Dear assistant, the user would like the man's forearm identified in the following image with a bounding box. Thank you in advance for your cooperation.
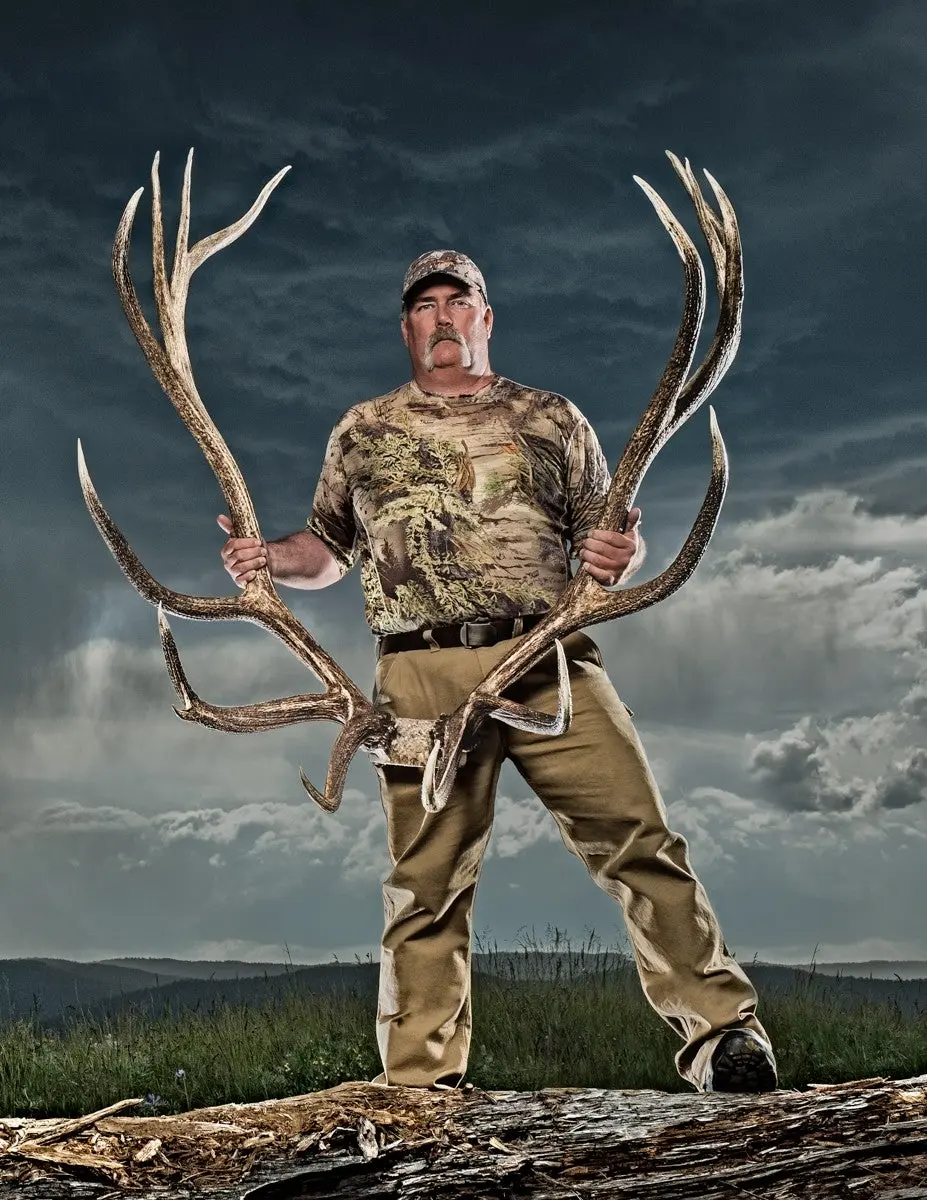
[266,529,344,590]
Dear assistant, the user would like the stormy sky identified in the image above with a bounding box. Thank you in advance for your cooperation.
[1,1,925,968]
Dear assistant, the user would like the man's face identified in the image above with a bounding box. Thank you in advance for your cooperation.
[400,278,493,373]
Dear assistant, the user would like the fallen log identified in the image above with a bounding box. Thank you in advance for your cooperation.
[0,1073,924,1198]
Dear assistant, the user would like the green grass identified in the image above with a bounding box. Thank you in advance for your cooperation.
[1,929,925,1118]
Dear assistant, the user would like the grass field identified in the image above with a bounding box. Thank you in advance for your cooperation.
[1,932,924,1118]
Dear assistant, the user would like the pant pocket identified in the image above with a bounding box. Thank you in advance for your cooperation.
[577,632,633,717]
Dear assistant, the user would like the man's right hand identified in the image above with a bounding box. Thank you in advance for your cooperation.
[217,514,269,588]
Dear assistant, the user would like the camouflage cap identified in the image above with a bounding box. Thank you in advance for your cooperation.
[401,249,488,307]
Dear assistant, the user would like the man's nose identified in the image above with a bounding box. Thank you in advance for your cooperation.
[435,304,453,325]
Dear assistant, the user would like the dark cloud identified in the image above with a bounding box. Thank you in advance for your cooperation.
[747,723,868,813]
[873,749,927,811]
[2,0,925,960]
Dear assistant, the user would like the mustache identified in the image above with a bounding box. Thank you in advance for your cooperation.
[427,328,466,349]
[422,325,472,371]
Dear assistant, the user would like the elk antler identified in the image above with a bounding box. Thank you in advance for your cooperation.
[77,150,405,812]
[417,151,743,812]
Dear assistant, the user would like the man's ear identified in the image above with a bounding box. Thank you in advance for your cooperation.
[399,315,409,348]
[484,303,493,339]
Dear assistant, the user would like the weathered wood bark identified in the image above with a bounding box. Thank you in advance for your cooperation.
[1,1074,925,1198]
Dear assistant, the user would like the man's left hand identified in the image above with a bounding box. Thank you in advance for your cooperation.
[579,507,643,586]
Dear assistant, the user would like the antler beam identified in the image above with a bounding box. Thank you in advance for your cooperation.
[417,151,743,811]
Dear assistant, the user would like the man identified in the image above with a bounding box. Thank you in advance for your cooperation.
[218,249,777,1095]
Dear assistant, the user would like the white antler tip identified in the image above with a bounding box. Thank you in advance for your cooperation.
[76,438,91,483]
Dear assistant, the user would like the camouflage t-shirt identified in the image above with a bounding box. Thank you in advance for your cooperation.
[306,374,611,635]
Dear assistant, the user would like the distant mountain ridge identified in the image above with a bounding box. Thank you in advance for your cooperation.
[1,954,925,1028]
[787,960,927,981]
[96,954,927,982]
[96,958,304,981]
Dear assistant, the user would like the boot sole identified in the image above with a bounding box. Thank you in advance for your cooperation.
[710,1034,778,1093]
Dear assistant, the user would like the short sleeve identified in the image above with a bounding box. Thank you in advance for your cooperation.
[564,411,611,556]
[306,427,358,575]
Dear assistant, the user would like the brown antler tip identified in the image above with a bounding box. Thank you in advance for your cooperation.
[298,764,340,813]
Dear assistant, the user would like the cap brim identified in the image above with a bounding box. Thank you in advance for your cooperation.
[402,270,477,302]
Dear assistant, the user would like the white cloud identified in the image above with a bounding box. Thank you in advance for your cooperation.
[591,488,927,740]
[339,802,391,882]
[178,936,381,966]
[488,794,560,859]
[153,800,348,854]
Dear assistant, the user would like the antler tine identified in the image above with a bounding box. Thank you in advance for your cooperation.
[594,401,728,626]
[155,603,354,729]
[663,153,743,406]
[82,153,398,812]
[595,155,741,535]
[145,149,292,540]
[418,640,574,814]
[668,154,726,296]
[154,604,390,814]
[418,153,744,813]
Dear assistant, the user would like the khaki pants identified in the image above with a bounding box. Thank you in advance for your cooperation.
[368,629,773,1091]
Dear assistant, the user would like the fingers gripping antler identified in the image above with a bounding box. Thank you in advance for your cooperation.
[419,151,743,812]
[78,152,395,812]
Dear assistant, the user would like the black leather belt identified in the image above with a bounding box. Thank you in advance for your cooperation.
[376,613,547,657]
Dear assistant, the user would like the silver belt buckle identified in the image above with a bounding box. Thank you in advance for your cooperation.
[460,620,498,648]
